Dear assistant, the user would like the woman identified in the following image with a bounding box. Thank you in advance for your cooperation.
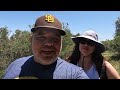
[68,30,120,79]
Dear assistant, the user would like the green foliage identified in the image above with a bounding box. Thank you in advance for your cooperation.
[0,27,32,70]
[102,40,114,51]
[0,27,10,69]
[9,30,32,63]
[72,33,80,37]
[111,17,120,59]
[112,36,120,52]
[60,23,74,59]
[115,17,120,36]
[0,69,5,79]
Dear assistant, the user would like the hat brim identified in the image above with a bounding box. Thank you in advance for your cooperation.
[31,26,66,36]
[72,36,105,53]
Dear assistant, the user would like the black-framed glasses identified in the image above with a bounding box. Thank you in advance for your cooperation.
[80,38,95,46]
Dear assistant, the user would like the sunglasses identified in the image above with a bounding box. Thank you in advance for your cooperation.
[80,39,95,46]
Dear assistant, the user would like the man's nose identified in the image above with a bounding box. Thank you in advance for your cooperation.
[44,39,54,46]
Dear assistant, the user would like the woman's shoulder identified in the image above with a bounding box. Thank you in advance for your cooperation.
[102,58,110,66]
[103,58,120,79]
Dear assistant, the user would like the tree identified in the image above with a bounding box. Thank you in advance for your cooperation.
[60,23,74,59]
[102,40,114,51]
[0,26,33,78]
[9,30,32,63]
[111,17,120,60]
[115,17,120,36]
[72,33,80,37]
[112,36,120,53]
[0,27,10,69]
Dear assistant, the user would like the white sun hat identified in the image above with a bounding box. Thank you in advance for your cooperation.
[72,30,105,53]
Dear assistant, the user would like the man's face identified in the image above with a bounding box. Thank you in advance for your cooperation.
[31,28,62,65]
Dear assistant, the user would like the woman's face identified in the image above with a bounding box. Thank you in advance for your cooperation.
[79,38,95,57]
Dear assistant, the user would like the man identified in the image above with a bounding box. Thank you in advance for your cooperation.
[3,14,89,79]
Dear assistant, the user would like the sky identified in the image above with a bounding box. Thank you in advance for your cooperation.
[0,11,120,41]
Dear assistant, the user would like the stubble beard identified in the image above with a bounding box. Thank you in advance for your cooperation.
[34,55,58,65]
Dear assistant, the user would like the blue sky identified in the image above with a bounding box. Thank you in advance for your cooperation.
[0,11,120,41]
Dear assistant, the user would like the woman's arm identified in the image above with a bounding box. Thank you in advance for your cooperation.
[104,61,120,79]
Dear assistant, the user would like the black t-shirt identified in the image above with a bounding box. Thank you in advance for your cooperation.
[19,56,57,79]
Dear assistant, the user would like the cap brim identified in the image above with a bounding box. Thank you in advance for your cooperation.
[58,30,66,36]
[31,26,66,36]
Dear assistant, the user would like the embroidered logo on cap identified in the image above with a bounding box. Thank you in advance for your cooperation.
[45,14,54,23]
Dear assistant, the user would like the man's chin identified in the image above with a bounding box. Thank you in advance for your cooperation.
[38,56,57,65]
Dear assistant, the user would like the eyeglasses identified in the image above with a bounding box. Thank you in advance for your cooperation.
[80,39,95,46]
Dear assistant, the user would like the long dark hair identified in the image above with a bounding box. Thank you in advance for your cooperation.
[68,42,104,77]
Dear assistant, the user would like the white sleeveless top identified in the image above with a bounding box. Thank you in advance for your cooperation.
[77,63,100,79]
